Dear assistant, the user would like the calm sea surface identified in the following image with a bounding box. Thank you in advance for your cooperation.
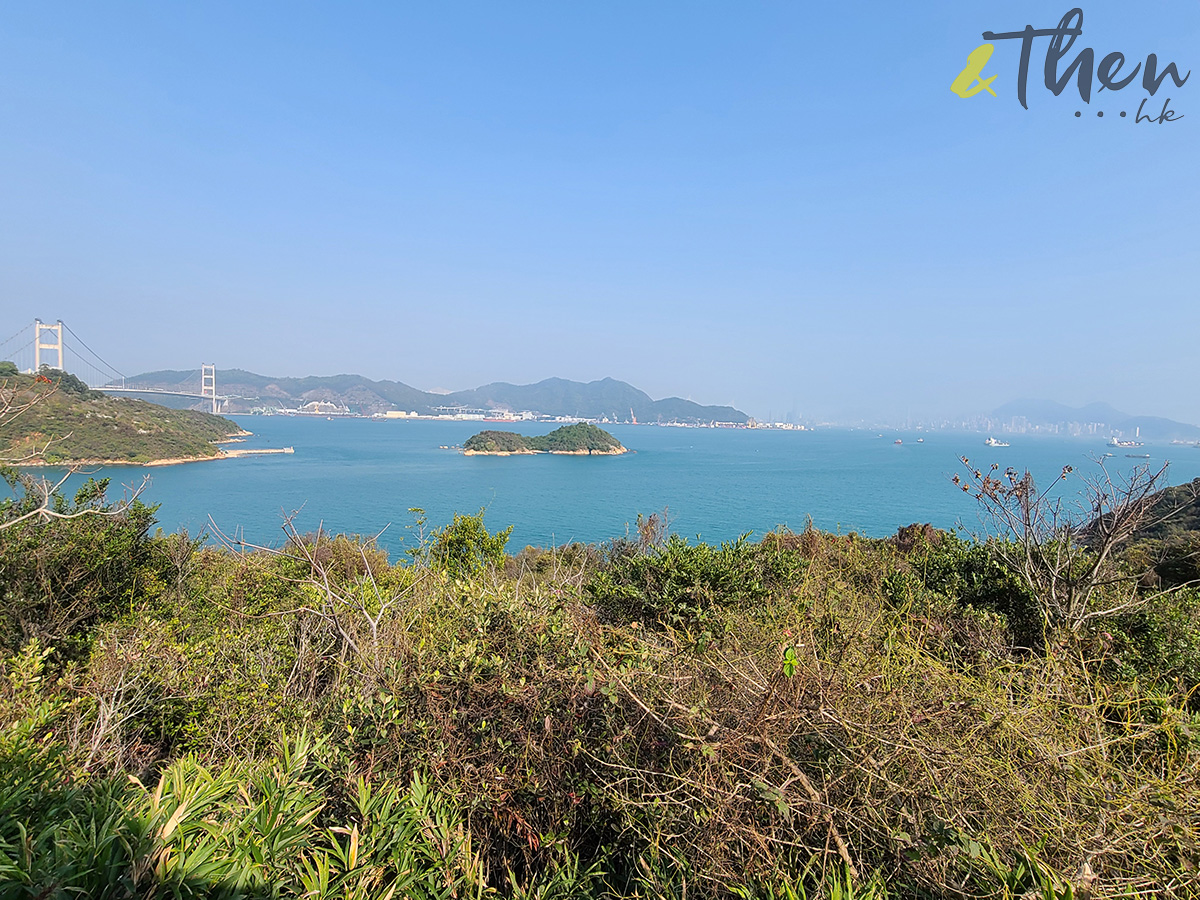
[32,418,1200,555]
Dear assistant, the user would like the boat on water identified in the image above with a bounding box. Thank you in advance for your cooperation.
[894,439,902,445]
[1108,435,1144,448]
[1126,453,1151,459]
[984,437,1010,447]
[916,438,924,443]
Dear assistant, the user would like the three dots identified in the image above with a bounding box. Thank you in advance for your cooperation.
[1075,110,1127,117]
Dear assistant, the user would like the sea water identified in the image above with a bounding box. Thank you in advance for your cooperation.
[26,417,1200,556]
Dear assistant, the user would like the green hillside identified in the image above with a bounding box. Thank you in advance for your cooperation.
[1132,477,1200,540]
[0,369,240,464]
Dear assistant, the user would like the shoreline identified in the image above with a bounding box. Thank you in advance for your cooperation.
[16,452,227,469]
[14,431,294,468]
[214,430,254,444]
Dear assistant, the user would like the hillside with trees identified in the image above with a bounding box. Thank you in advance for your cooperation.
[0,366,240,464]
[1131,477,1200,540]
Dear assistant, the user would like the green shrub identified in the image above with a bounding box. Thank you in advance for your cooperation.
[1108,589,1200,705]
[586,533,796,640]
[909,533,1040,647]
[0,476,158,660]
[427,509,513,579]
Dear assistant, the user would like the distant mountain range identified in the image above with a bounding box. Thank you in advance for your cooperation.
[119,370,750,425]
[992,399,1200,441]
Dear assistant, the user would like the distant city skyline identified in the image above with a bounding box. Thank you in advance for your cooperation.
[1,2,1196,424]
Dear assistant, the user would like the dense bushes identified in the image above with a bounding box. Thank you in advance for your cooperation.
[0,690,505,900]
[587,532,803,640]
[1108,591,1200,704]
[1,504,1199,898]
[900,530,1043,647]
[0,475,158,660]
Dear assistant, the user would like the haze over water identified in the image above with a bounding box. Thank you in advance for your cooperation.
[45,417,1200,555]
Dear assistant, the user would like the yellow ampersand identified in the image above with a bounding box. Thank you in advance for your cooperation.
[951,43,998,97]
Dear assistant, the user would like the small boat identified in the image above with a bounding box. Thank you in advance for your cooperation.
[1126,453,1151,459]
[984,437,1010,447]
[894,439,902,445]
[916,438,924,443]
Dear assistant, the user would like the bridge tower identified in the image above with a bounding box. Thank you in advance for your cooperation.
[201,364,218,414]
[33,319,64,372]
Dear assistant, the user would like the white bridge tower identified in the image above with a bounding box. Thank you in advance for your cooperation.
[33,319,64,372]
[201,364,218,414]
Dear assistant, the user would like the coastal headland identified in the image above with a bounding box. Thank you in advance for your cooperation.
[0,371,293,467]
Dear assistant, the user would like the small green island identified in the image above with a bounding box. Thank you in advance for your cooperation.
[462,422,627,455]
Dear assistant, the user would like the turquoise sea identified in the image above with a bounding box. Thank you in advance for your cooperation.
[32,417,1200,555]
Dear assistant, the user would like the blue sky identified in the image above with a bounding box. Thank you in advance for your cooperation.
[1,2,1196,423]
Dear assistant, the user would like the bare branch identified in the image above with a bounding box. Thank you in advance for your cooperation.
[1,468,151,531]
[206,509,424,666]
[956,455,1189,634]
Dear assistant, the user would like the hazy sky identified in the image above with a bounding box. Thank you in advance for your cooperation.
[1,2,1196,423]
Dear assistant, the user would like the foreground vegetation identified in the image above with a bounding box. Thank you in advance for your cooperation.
[463,423,626,454]
[1,474,1199,898]
[0,366,239,464]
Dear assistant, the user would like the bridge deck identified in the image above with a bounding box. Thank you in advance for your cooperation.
[97,387,228,399]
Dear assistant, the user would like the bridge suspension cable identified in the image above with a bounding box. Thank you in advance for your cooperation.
[62,321,126,387]
[2,338,34,357]
[0,323,32,355]
[1,334,36,373]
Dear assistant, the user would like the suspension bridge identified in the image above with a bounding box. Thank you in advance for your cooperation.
[0,319,231,413]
